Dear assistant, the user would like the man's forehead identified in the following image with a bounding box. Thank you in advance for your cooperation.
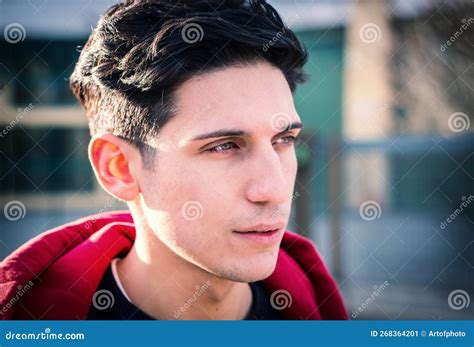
[174,63,294,114]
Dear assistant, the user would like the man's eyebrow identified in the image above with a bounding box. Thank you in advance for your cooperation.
[190,122,303,142]
[279,121,303,133]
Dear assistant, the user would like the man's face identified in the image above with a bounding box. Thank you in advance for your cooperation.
[136,62,302,282]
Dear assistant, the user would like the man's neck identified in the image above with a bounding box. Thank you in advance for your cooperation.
[115,228,253,320]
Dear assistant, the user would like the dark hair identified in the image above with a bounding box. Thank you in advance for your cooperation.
[70,0,308,168]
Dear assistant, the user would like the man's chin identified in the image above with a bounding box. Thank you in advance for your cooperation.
[213,253,279,283]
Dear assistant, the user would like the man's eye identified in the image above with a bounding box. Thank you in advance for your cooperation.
[276,135,298,145]
[205,142,239,153]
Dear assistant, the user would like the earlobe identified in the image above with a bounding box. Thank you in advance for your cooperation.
[88,133,140,202]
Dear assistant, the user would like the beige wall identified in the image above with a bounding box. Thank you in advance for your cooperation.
[342,0,393,208]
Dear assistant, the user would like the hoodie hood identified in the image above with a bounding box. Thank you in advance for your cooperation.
[0,211,348,320]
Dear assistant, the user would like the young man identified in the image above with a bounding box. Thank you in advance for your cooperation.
[0,0,347,320]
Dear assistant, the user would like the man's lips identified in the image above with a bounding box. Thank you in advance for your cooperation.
[232,227,283,245]
[233,229,279,234]
[233,222,285,233]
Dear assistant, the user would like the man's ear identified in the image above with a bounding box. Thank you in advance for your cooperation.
[88,132,141,202]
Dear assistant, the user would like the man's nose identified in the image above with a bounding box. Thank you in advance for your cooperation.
[244,147,290,206]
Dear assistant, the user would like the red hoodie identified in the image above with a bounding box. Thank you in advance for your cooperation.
[0,211,348,320]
